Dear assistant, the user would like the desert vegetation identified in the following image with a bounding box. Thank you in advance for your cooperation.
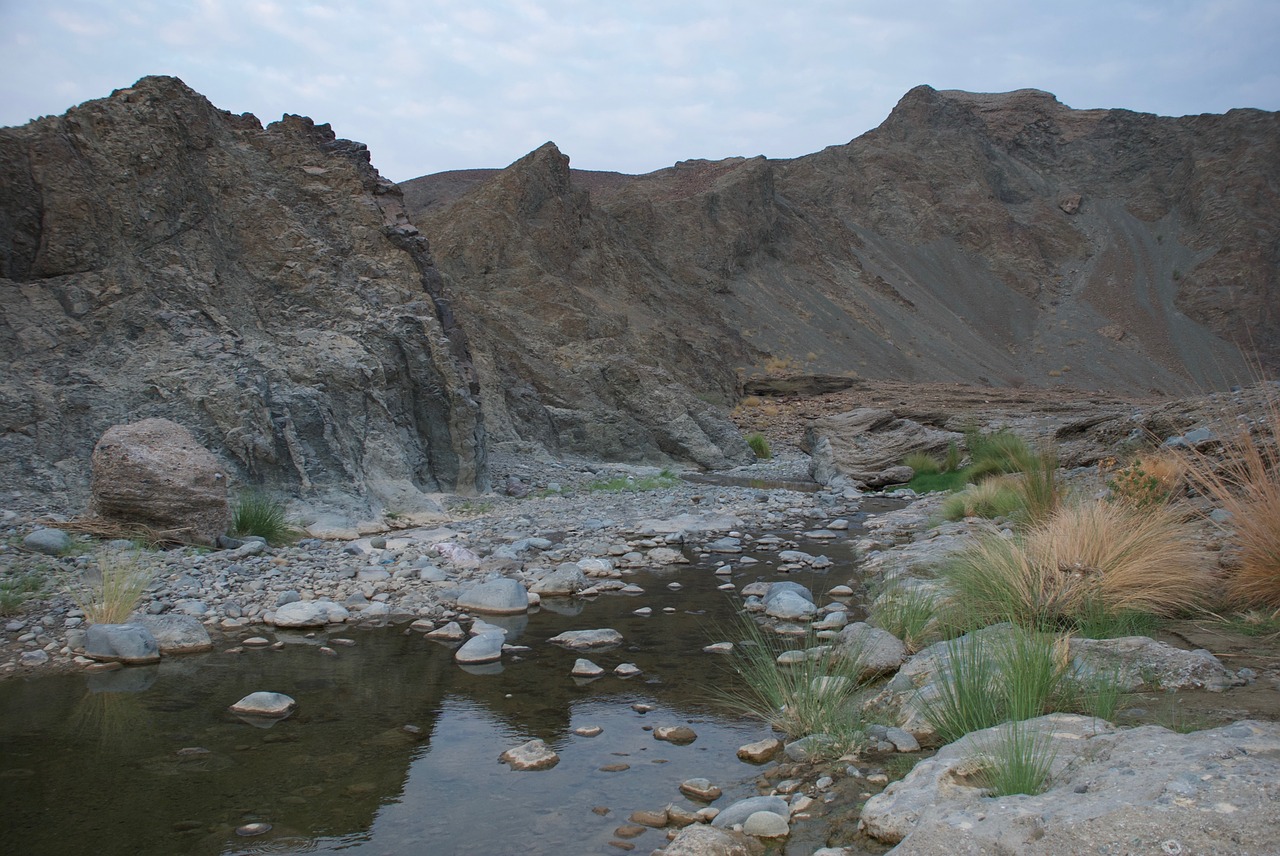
[66,550,153,625]
[231,491,299,545]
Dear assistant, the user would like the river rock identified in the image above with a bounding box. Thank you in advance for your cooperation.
[134,614,213,654]
[712,795,790,829]
[426,621,466,641]
[646,546,686,565]
[860,715,1280,855]
[500,739,559,771]
[742,811,789,838]
[456,578,529,615]
[547,629,623,650]
[571,658,604,677]
[679,778,723,801]
[229,691,296,718]
[88,418,232,546]
[272,600,350,628]
[22,528,72,556]
[654,725,698,745]
[834,622,908,679]
[764,581,814,605]
[455,632,504,664]
[736,738,783,763]
[1069,635,1235,692]
[663,824,756,856]
[85,623,161,664]
[764,590,817,621]
[530,562,588,596]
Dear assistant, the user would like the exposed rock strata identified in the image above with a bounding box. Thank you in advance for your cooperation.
[0,76,485,520]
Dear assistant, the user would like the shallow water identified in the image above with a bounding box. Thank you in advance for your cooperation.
[0,514,888,856]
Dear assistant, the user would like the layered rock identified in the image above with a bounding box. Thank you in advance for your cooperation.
[0,76,485,520]
[407,87,1277,458]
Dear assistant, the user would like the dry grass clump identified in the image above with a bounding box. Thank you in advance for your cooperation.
[945,500,1208,631]
[1183,388,1280,607]
[70,550,154,625]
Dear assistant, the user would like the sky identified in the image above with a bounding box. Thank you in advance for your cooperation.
[1,1,1277,183]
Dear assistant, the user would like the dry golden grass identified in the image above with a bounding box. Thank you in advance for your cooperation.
[945,500,1209,629]
[70,550,154,625]
[1183,387,1280,607]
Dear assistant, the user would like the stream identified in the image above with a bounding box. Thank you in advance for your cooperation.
[0,507,897,856]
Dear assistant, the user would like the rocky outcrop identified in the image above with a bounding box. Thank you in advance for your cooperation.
[0,76,485,521]
[803,408,962,487]
[408,87,1277,453]
[860,715,1280,855]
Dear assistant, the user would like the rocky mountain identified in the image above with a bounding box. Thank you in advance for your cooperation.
[2,80,1276,518]
[0,76,485,526]
[404,86,1277,463]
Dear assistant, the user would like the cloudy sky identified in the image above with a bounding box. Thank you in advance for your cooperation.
[2,1,1276,182]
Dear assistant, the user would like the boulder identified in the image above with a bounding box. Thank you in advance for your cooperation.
[89,419,231,545]
[84,623,161,664]
[529,563,588,596]
[272,600,350,628]
[455,632,504,664]
[712,796,791,829]
[834,622,908,679]
[547,629,623,650]
[456,578,529,615]
[133,614,213,654]
[499,738,559,771]
[662,824,757,856]
[803,408,962,487]
[23,528,72,556]
[860,715,1280,855]
[229,691,296,718]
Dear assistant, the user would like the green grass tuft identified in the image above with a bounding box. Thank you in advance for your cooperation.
[232,491,300,545]
[746,433,772,459]
[69,551,153,625]
[0,571,47,615]
[976,722,1057,796]
[868,580,940,653]
[587,469,680,492]
[903,451,942,475]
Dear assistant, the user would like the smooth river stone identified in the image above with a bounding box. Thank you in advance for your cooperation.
[499,738,559,771]
[229,691,296,718]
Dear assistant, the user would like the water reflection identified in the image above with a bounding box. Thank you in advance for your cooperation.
[0,515,887,855]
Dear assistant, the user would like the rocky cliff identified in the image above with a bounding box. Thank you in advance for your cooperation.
[405,86,1277,461]
[0,76,486,523]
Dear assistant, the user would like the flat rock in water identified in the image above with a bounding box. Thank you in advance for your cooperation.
[500,738,559,771]
[736,738,783,763]
[654,725,698,745]
[861,715,1280,855]
[455,632,504,664]
[679,777,723,801]
[548,629,623,650]
[85,623,160,664]
[455,578,529,615]
[426,621,466,641]
[571,658,605,677]
[229,691,296,718]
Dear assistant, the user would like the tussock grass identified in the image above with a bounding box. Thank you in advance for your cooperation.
[975,722,1057,796]
[747,433,772,459]
[868,580,941,653]
[903,451,942,475]
[1183,388,1280,608]
[940,477,1024,521]
[1013,443,1061,527]
[71,551,153,625]
[943,500,1206,633]
[232,492,300,545]
[714,618,874,753]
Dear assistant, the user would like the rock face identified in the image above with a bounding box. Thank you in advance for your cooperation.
[860,715,1280,855]
[89,419,230,544]
[803,408,961,488]
[407,87,1277,456]
[0,75,485,519]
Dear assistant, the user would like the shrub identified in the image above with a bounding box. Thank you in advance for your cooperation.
[942,500,1207,633]
[747,433,772,459]
[1182,389,1280,607]
[1108,451,1185,508]
[232,491,300,545]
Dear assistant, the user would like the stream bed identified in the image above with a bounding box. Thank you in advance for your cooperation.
[0,510,895,856]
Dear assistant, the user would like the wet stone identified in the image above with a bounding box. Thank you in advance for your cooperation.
[499,738,559,771]
[654,725,698,745]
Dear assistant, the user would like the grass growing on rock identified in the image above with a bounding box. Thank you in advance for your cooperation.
[747,433,772,459]
[868,579,941,653]
[232,491,300,545]
[975,722,1058,797]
